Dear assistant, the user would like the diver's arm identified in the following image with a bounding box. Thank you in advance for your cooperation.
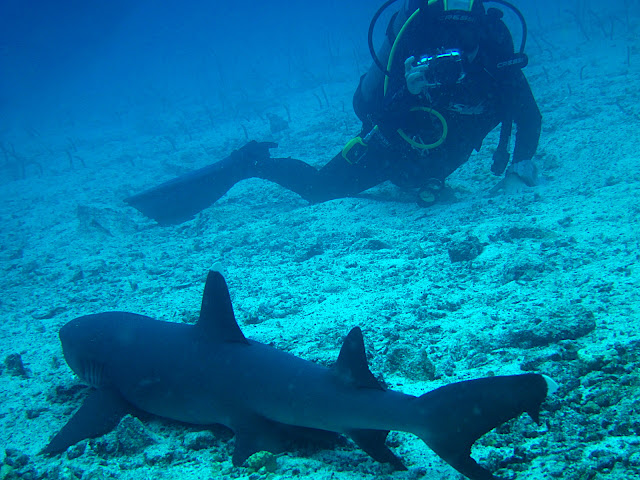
[495,70,541,188]
[510,70,541,163]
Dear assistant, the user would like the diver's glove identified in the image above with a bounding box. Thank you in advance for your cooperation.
[506,158,539,187]
[405,56,431,95]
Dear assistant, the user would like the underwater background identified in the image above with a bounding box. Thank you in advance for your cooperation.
[1,0,639,478]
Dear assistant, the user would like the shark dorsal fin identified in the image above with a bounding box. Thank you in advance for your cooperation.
[333,327,384,390]
[197,271,249,344]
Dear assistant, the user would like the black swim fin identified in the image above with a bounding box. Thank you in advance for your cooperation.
[125,141,277,225]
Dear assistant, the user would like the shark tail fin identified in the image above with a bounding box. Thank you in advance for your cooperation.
[414,373,554,480]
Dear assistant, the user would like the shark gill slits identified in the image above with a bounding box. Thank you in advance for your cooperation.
[83,360,105,387]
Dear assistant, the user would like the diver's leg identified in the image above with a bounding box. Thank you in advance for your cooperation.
[126,142,391,224]
[254,150,390,203]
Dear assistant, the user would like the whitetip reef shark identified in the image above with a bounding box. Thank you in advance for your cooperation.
[42,271,557,480]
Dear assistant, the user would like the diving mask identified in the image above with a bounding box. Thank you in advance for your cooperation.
[405,50,465,95]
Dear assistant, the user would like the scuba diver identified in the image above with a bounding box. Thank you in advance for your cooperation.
[126,0,542,225]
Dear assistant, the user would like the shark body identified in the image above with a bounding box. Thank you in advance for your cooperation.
[43,271,554,480]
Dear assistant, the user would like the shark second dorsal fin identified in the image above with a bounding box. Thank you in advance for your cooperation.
[197,271,249,344]
[333,327,384,390]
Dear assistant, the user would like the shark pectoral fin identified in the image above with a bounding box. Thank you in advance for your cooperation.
[415,373,550,480]
[41,387,131,456]
[347,429,407,471]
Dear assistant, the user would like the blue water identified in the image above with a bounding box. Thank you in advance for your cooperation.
[1,0,634,139]
[1,0,380,137]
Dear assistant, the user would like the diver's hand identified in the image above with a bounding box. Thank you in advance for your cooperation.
[490,173,528,196]
[506,159,539,187]
[490,159,539,196]
[405,55,431,95]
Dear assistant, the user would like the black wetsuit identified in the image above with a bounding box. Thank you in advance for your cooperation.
[246,1,541,202]
[126,0,542,224]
